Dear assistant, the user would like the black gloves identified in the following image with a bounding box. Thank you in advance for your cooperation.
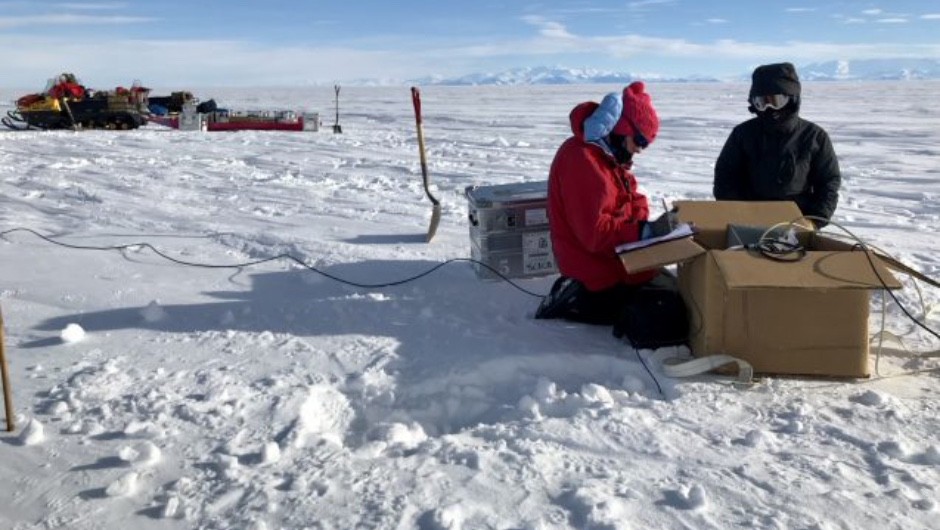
[647,210,678,238]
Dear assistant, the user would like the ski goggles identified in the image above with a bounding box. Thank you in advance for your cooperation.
[622,115,650,149]
[751,94,791,112]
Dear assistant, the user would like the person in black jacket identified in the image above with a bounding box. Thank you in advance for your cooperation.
[714,62,841,226]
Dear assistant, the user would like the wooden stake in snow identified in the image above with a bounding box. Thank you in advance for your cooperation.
[332,85,343,134]
[0,305,13,432]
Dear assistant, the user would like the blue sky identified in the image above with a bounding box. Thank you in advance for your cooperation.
[1,1,939,87]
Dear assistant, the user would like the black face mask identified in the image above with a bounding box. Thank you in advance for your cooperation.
[607,133,633,165]
[757,108,789,122]
[755,103,798,133]
[751,96,799,122]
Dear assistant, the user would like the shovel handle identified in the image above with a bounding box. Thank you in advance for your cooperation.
[411,87,428,167]
[411,86,428,153]
[410,87,434,202]
[0,306,13,432]
[410,87,442,241]
[411,87,422,126]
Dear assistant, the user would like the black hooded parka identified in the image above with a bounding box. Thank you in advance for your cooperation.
[713,63,841,225]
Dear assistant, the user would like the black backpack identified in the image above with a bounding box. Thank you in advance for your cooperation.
[536,273,689,349]
[612,284,689,349]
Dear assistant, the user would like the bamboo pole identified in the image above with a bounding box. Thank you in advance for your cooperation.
[0,305,14,432]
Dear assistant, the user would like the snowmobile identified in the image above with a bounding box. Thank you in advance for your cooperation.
[3,73,152,131]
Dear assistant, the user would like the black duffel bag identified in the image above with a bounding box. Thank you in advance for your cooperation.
[536,271,689,349]
[612,279,689,349]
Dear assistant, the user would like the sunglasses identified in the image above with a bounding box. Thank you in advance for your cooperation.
[751,94,790,112]
[622,115,650,149]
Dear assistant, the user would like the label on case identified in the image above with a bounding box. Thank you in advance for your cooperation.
[522,231,555,274]
[525,207,548,227]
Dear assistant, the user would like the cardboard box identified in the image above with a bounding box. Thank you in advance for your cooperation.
[619,201,901,377]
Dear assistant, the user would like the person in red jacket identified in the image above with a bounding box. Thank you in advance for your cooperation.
[536,81,663,324]
[48,73,86,100]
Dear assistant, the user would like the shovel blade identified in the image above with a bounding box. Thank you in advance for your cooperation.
[426,204,442,242]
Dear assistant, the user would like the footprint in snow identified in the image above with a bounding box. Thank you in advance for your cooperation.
[733,429,766,448]
[104,471,139,497]
[418,503,465,530]
[659,484,708,511]
[879,441,940,466]
[849,389,888,407]
[117,441,162,467]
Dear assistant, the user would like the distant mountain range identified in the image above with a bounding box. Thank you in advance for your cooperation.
[407,66,720,86]
[800,58,940,81]
[398,59,940,86]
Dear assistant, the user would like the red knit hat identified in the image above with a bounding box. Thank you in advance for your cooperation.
[613,81,659,143]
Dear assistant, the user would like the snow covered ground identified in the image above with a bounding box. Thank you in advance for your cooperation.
[1,82,938,530]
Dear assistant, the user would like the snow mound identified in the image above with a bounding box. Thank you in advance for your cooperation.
[60,323,86,343]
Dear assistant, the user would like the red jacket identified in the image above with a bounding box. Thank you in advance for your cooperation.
[49,82,84,100]
[548,101,657,291]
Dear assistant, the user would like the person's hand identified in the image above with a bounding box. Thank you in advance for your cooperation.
[647,210,678,238]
